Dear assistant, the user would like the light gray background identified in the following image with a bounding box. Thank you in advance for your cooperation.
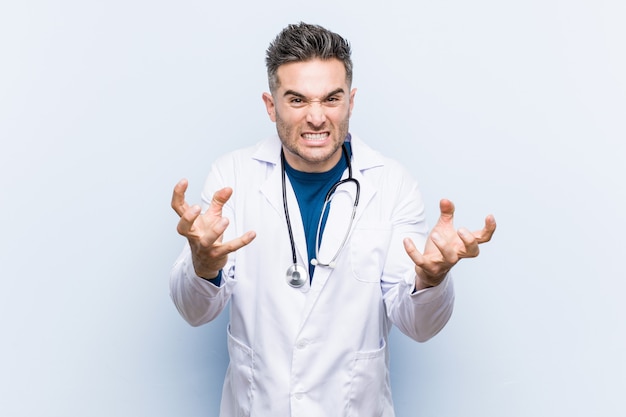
[1,1,624,416]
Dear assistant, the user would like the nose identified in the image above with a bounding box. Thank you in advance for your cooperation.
[305,101,327,127]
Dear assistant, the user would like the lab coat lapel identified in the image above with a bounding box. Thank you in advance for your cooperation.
[296,143,379,331]
[257,143,309,272]
[349,134,383,227]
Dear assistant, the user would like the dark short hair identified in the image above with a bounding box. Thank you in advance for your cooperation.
[265,22,353,92]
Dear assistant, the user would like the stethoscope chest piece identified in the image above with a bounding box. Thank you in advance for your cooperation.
[286,263,309,288]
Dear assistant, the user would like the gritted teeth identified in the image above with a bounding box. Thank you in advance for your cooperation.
[302,133,329,140]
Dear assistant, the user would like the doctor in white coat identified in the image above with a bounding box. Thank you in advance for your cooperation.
[170,23,496,417]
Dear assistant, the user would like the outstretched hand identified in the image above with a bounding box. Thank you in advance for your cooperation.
[171,179,256,279]
[403,199,496,290]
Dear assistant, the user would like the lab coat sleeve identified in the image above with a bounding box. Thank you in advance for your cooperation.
[169,243,236,327]
[385,272,455,342]
[380,163,455,342]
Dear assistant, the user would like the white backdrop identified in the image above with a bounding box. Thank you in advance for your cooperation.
[1,1,624,416]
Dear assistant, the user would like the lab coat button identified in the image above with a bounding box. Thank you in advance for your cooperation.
[293,392,304,400]
[296,339,308,349]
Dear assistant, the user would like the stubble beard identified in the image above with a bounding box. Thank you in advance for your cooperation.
[275,111,350,169]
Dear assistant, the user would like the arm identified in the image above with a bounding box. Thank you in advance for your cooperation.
[382,170,495,342]
[169,179,256,326]
[392,199,496,341]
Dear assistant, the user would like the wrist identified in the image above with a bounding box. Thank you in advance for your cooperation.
[191,254,221,280]
[198,270,223,287]
[198,270,221,280]
[414,267,446,291]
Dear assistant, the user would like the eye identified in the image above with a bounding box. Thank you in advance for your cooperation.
[288,97,307,108]
[325,96,342,106]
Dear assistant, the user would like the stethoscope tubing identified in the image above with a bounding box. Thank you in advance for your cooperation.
[281,144,360,287]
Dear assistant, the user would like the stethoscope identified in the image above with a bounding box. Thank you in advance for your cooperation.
[281,143,361,288]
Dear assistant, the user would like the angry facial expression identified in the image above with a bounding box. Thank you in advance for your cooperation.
[262,58,356,173]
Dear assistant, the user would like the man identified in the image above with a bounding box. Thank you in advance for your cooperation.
[170,22,496,416]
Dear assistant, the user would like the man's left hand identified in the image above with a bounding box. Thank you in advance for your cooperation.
[403,199,496,291]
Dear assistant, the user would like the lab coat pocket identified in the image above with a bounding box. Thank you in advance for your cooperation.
[225,325,255,415]
[350,224,392,283]
[347,339,392,417]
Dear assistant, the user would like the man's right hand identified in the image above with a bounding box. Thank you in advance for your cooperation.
[171,179,256,279]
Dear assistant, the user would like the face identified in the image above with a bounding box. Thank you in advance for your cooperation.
[262,58,356,173]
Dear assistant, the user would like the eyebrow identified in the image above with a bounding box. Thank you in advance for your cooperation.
[283,88,346,100]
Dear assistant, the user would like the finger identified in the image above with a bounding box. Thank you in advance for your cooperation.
[405,237,450,281]
[176,205,202,237]
[199,217,230,247]
[437,199,456,225]
[473,214,497,243]
[403,237,425,266]
[429,231,460,264]
[457,228,479,258]
[171,179,190,217]
[206,187,234,218]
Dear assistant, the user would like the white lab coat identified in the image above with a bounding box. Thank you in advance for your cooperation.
[170,135,454,417]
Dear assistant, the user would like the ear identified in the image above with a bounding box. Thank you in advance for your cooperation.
[262,92,276,122]
[348,88,357,117]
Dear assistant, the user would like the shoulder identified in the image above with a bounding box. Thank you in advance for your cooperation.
[214,136,280,166]
[200,136,280,198]
[351,134,419,187]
